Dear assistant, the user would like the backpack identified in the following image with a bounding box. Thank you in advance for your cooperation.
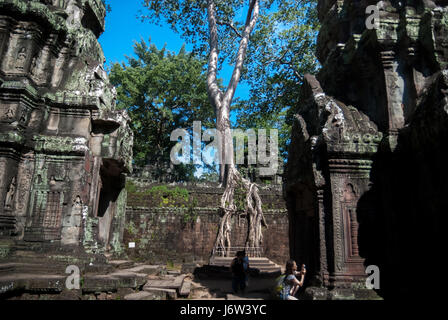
[273,274,288,299]
[242,256,249,272]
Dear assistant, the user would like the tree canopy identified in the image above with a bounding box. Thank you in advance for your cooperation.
[109,39,215,181]
[237,0,319,160]
[140,0,320,163]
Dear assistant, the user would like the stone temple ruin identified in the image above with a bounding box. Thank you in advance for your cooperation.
[0,0,286,300]
[0,0,446,300]
[0,0,133,287]
[285,0,447,299]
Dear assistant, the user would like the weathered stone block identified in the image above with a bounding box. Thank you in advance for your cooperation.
[124,291,165,300]
[143,287,177,300]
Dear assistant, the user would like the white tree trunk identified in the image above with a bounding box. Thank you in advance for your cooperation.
[206,0,266,257]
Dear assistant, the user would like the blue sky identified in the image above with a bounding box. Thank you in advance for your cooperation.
[98,0,250,101]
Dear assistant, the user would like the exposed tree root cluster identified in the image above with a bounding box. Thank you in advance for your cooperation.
[214,166,267,257]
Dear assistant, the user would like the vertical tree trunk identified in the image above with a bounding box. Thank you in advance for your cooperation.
[206,0,267,257]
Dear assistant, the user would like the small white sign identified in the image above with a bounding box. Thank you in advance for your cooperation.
[128,242,135,248]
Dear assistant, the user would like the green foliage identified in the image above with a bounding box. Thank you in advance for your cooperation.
[166,260,175,269]
[109,39,215,181]
[126,181,196,208]
[148,185,189,206]
[127,182,201,227]
[141,0,248,57]
[195,170,219,182]
[126,220,137,235]
[236,0,320,160]
[182,197,199,225]
[141,0,320,162]
[125,180,137,194]
[234,182,247,213]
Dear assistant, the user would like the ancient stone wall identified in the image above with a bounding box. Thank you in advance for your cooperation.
[0,0,133,259]
[286,0,448,299]
[123,182,289,265]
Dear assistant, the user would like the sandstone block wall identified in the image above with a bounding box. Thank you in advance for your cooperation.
[123,182,289,265]
[0,0,133,258]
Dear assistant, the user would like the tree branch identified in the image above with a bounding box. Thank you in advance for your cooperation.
[279,57,303,83]
[223,0,260,107]
[216,20,242,38]
[262,47,289,66]
[262,48,304,83]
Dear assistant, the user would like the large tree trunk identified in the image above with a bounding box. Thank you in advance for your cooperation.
[206,0,267,257]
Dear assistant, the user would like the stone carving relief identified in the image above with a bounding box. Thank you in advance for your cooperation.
[30,55,38,76]
[42,191,62,228]
[19,108,27,124]
[30,47,50,84]
[332,176,345,272]
[4,176,16,210]
[0,0,133,252]
[61,195,83,244]
[4,107,15,121]
[15,161,33,215]
[51,51,67,88]
[342,183,359,258]
[15,47,27,71]
[66,0,83,30]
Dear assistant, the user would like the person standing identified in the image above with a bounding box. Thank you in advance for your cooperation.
[230,251,247,294]
[242,250,249,287]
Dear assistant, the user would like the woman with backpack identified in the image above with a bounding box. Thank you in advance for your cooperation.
[278,260,306,300]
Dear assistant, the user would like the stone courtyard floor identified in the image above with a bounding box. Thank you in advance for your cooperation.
[186,277,276,300]
[1,253,281,300]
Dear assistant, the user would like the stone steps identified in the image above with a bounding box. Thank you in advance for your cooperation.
[138,274,191,300]
[109,259,193,300]
[212,261,275,267]
[108,260,135,270]
[0,273,67,295]
[209,257,282,274]
[82,271,147,293]
[122,264,164,275]
[0,260,163,297]
[0,261,71,275]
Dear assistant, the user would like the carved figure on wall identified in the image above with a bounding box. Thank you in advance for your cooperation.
[5,108,14,120]
[30,55,37,75]
[15,47,27,71]
[343,184,356,202]
[4,177,17,209]
[343,184,359,257]
[348,208,359,256]
[20,108,27,123]
[52,53,66,87]
[73,195,82,208]
[30,54,43,82]
[66,0,82,29]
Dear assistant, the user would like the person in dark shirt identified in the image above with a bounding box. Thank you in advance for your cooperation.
[230,251,247,294]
